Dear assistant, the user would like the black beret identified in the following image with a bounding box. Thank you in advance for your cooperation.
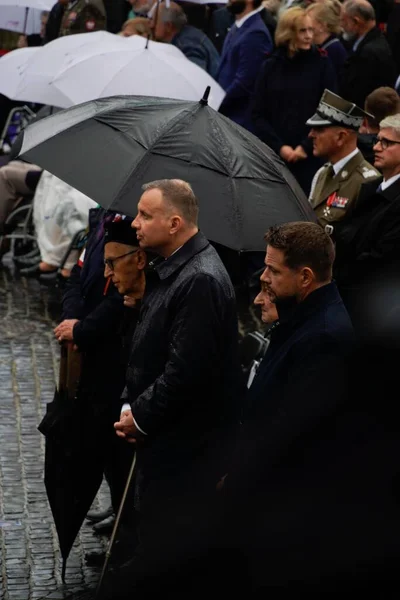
[104,215,139,247]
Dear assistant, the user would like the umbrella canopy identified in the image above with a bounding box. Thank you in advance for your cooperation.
[0,5,43,33]
[50,37,225,110]
[19,93,316,252]
[0,46,39,99]
[0,0,53,8]
[3,31,129,105]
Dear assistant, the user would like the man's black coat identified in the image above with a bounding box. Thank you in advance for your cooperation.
[339,26,396,109]
[124,231,240,506]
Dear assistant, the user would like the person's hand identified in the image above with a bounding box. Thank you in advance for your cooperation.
[114,410,140,444]
[54,319,79,343]
[293,145,307,161]
[279,145,296,163]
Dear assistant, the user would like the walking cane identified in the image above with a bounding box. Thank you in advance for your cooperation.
[95,452,137,598]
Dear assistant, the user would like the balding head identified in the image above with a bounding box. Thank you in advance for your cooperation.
[341,0,376,38]
[342,0,375,21]
[152,1,187,41]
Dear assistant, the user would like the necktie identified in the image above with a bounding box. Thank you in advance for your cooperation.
[324,164,335,186]
[376,183,383,193]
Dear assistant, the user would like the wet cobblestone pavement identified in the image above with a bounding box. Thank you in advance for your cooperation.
[0,260,262,600]
[0,265,109,600]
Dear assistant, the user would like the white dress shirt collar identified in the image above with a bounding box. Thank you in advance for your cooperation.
[332,148,360,176]
[381,173,400,191]
[235,5,263,28]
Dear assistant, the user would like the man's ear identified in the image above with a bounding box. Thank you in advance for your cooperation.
[137,249,147,270]
[300,267,314,287]
[170,215,182,235]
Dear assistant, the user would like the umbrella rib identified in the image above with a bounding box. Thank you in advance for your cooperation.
[111,102,199,202]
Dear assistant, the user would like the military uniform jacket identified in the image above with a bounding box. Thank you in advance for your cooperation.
[59,0,106,37]
[309,151,380,228]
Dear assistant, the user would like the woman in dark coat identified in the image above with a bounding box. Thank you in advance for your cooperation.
[251,6,337,194]
[306,0,347,76]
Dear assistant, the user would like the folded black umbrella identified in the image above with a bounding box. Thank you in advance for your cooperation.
[18,90,316,252]
[38,344,106,582]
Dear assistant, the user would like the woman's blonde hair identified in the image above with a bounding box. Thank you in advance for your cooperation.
[306,1,342,36]
[275,6,309,55]
[120,17,152,37]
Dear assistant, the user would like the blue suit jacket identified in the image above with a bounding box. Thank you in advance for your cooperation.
[217,13,272,131]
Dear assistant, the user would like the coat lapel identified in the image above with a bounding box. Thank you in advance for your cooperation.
[313,152,366,209]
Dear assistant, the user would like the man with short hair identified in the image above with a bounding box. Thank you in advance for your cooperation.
[151,2,220,77]
[100,179,240,598]
[307,89,380,231]
[334,113,400,333]
[219,221,359,592]
[216,0,273,131]
[209,0,276,54]
[339,0,396,108]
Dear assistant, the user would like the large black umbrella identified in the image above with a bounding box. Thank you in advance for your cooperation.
[38,343,107,581]
[18,90,316,252]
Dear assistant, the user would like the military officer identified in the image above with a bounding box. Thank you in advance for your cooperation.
[59,0,106,37]
[307,89,380,231]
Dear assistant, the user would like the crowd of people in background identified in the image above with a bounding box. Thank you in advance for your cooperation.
[1,0,400,597]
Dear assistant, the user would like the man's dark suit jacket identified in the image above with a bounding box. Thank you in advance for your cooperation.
[339,26,396,109]
[209,6,275,54]
[334,176,400,333]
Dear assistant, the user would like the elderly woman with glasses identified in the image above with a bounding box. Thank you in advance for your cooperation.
[251,6,337,195]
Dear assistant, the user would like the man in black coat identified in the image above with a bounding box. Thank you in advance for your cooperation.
[209,0,276,54]
[218,222,399,593]
[54,210,142,560]
[339,0,396,108]
[334,113,400,336]
[101,179,240,598]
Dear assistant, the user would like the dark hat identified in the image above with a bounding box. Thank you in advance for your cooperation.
[104,213,139,246]
[306,89,373,130]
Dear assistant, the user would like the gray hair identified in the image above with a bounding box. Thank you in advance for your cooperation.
[342,0,375,21]
[380,113,400,137]
[142,179,199,226]
[160,4,188,31]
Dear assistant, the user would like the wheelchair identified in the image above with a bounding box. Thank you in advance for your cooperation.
[0,105,36,155]
[0,195,37,261]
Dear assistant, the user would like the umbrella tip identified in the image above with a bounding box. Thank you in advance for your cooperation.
[200,86,210,106]
[145,34,150,49]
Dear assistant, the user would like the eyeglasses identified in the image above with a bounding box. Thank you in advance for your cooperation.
[373,136,400,150]
[104,248,139,271]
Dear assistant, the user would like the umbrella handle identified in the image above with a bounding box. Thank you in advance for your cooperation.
[95,452,137,598]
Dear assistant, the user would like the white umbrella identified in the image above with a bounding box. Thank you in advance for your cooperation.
[0,0,54,9]
[0,6,43,33]
[11,31,130,106]
[51,37,225,109]
[0,46,39,98]
[0,32,185,106]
